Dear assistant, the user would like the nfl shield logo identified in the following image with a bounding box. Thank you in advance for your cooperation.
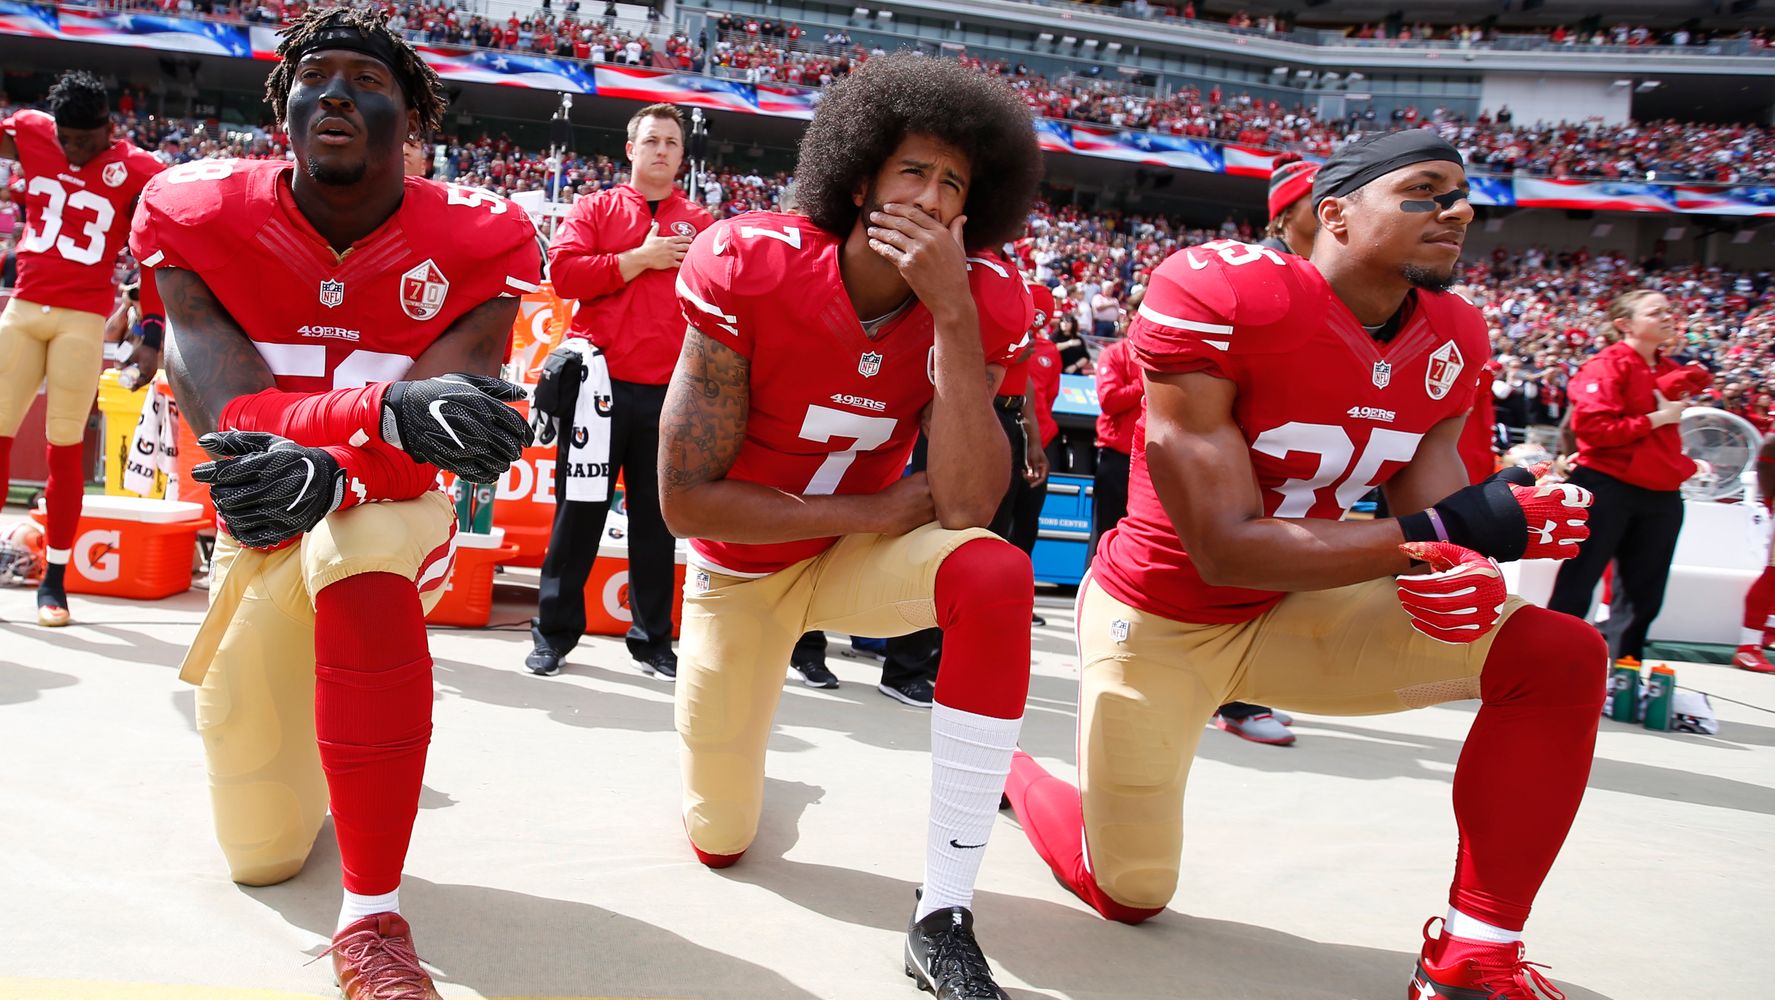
[399,259,450,322]
[1425,340,1466,400]
[1371,360,1392,389]
[858,351,883,378]
[319,278,345,308]
[1110,619,1130,643]
[102,161,129,188]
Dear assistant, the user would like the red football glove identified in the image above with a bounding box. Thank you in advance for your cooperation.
[1654,364,1712,399]
[1396,541,1507,645]
[1509,481,1592,560]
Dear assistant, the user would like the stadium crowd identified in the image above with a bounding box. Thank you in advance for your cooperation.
[2,103,1772,433]
[46,0,1775,183]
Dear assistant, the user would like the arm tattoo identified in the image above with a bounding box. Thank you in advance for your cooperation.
[158,267,276,438]
[660,328,749,499]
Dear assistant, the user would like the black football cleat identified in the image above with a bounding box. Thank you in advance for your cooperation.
[905,904,1011,999]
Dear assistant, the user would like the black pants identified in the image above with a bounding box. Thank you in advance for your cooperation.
[532,377,676,659]
[1008,438,1061,556]
[1089,446,1130,562]
[1547,465,1685,662]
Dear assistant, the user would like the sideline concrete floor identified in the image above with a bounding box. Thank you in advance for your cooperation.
[1,572,1770,1000]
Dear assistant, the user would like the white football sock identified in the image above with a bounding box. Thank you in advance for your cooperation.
[916,702,1022,922]
[1743,626,1765,647]
[338,887,400,934]
[1445,907,1521,944]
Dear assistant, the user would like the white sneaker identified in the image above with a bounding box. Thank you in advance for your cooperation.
[1271,708,1293,726]
[1214,712,1296,746]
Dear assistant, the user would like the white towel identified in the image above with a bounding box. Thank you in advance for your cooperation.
[559,339,614,504]
[123,387,182,498]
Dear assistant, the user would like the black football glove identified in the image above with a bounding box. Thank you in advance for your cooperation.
[380,373,534,482]
[192,431,346,549]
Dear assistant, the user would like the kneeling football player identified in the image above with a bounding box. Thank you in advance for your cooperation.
[660,54,1042,999]
[134,9,539,996]
[1005,131,1604,1000]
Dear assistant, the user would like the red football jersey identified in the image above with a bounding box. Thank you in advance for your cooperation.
[130,159,542,394]
[2,109,163,315]
[676,211,1033,576]
[1093,239,1489,624]
[1029,335,1062,447]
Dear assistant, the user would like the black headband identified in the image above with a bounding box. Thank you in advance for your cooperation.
[53,107,109,130]
[288,24,403,76]
[1313,130,1464,208]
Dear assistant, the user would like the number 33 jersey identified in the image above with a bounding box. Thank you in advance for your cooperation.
[129,159,542,392]
[2,109,164,316]
[675,211,1033,577]
[1094,239,1490,625]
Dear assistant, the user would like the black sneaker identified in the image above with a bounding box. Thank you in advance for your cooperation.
[1031,613,1046,627]
[636,648,678,681]
[790,654,840,689]
[525,646,562,677]
[904,905,1010,999]
[878,677,934,708]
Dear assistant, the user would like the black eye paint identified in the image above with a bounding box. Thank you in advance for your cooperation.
[1401,189,1469,213]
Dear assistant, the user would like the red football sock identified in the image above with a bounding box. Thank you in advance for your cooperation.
[931,538,1033,719]
[1450,606,1607,931]
[314,573,434,897]
[0,435,12,498]
[43,443,86,553]
[1743,566,1775,632]
[1004,750,1163,925]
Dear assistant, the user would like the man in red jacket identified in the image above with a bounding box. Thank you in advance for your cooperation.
[1548,289,1706,662]
[527,102,713,678]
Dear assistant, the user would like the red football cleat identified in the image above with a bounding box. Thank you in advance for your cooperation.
[324,912,442,1000]
[1408,918,1566,1000]
[1734,645,1775,674]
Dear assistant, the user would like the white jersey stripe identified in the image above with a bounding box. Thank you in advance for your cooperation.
[1137,302,1234,335]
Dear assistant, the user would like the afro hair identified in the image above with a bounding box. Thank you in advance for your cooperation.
[793,53,1041,251]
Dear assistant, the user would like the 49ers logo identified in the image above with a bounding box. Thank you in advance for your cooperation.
[399,259,449,321]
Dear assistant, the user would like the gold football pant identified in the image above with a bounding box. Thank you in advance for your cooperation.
[1072,574,1528,909]
[194,492,454,885]
[677,522,999,857]
[0,297,105,445]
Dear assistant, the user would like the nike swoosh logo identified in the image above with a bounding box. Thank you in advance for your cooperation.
[287,457,315,511]
[1186,252,1209,270]
[429,399,467,449]
[948,839,987,850]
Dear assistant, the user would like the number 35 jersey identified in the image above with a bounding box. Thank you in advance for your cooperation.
[2,109,164,315]
[675,211,1033,577]
[1094,239,1490,625]
[129,159,542,392]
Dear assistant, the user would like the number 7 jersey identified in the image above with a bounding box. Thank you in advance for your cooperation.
[675,211,1033,577]
[1093,239,1490,624]
[128,159,542,391]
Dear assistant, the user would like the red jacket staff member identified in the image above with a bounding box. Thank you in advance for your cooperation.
[526,103,713,678]
[1548,289,1708,662]
[1090,334,1140,558]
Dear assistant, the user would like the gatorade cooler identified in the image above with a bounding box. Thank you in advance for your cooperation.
[426,527,519,628]
[583,523,688,638]
[30,496,207,599]
[96,369,163,498]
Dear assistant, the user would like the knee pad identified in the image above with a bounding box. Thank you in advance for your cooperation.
[934,537,1034,627]
[1484,606,1609,709]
